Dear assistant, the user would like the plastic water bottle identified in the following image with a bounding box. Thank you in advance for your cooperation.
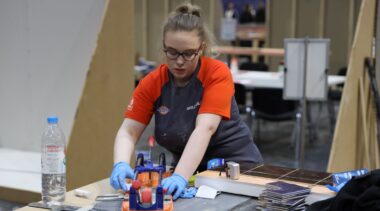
[41,116,66,205]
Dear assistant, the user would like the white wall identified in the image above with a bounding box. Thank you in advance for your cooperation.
[0,0,106,151]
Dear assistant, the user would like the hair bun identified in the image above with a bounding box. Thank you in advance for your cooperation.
[175,3,201,18]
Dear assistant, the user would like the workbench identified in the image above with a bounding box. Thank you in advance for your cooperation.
[15,178,258,211]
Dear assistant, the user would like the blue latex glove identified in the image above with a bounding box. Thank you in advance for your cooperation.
[326,182,347,193]
[326,169,368,193]
[180,187,197,199]
[162,173,188,200]
[110,162,134,191]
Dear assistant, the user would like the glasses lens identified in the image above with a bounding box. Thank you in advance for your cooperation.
[164,46,200,61]
[183,50,197,61]
[165,48,179,59]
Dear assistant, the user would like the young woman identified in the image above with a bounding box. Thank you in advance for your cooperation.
[110,3,263,200]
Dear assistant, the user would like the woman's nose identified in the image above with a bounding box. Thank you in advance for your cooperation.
[176,55,185,65]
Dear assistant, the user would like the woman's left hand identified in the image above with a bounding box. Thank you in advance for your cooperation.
[161,172,188,200]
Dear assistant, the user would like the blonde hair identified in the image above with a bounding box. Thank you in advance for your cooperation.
[162,2,215,55]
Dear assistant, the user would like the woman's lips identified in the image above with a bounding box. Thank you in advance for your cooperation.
[174,68,185,73]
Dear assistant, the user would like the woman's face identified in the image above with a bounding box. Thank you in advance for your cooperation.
[164,30,203,86]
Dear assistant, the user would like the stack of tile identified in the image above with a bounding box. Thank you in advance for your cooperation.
[257,181,310,211]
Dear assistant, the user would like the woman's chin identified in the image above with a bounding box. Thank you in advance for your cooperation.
[173,75,191,86]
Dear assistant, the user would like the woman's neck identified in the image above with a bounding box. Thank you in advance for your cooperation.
[174,78,191,87]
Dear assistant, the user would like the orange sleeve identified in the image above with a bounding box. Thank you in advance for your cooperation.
[198,58,234,119]
[124,65,168,125]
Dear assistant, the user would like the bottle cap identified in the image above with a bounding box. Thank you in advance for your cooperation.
[47,116,58,124]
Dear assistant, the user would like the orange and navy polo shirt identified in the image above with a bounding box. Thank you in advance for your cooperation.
[125,57,262,169]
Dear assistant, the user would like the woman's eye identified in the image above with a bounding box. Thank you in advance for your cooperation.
[167,49,178,56]
[183,51,195,57]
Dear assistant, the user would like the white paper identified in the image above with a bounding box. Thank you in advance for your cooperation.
[220,18,237,41]
[195,185,220,199]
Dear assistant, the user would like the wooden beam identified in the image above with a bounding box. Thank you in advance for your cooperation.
[0,187,40,204]
[66,0,135,190]
[142,0,148,58]
[359,76,371,168]
[212,46,284,57]
[319,0,326,37]
[348,0,355,60]
[327,0,378,172]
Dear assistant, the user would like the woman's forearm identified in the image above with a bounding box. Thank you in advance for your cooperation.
[114,119,146,165]
[114,130,136,164]
[174,114,221,180]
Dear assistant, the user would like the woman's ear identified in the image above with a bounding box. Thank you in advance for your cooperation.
[200,42,206,55]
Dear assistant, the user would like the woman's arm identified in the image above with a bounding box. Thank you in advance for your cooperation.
[110,118,146,191]
[174,113,222,180]
[114,118,147,165]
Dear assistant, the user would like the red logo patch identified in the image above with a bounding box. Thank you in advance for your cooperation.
[157,106,169,115]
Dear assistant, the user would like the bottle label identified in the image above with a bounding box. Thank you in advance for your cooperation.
[42,145,66,174]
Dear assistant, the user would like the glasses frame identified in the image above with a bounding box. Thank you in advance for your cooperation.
[163,43,203,61]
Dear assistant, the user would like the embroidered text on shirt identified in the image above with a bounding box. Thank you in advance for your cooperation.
[187,101,200,111]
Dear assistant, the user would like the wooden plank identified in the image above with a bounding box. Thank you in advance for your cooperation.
[236,24,266,34]
[0,187,40,204]
[327,0,377,172]
[296,0,322,37]
[367,79,379,169]
[266,0,295,70]
[359,77,371,167]
[369,105,379,168]
[195,169,335,205]
[236,31,266,41]
[212,46,284,57]
[66,0,135,190]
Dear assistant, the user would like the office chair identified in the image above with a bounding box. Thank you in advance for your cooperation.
[327,66,347,135]
[239,60,269,72]
[234,83,253,129]
[237,60,273,136]
[251,88,299,145]
[328,67,347,100]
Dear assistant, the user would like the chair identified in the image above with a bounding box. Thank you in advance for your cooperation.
[251,88,299,145]
[234,83,253,129]
[327,66,347,135]
[234,60,264,129]
[239,61,268,72]
[328,67,347,100]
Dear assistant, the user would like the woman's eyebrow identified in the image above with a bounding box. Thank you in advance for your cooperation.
[166,46,197,52]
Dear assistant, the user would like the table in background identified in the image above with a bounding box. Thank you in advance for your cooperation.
[232,70,346,89]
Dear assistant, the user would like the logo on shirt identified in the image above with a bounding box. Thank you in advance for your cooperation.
[157,105,170,115]
[127,98,134,111]
[187,101,200,111]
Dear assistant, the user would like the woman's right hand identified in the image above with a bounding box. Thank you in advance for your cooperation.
[110,162,134,191]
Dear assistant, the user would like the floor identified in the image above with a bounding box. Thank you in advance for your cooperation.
[0,101,338,210]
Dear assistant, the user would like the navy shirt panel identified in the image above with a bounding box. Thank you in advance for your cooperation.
[153,68,263,168]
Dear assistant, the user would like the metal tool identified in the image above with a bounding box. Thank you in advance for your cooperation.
[123,152,173,211]
[207,158,240,180]
[226,161,240,180]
